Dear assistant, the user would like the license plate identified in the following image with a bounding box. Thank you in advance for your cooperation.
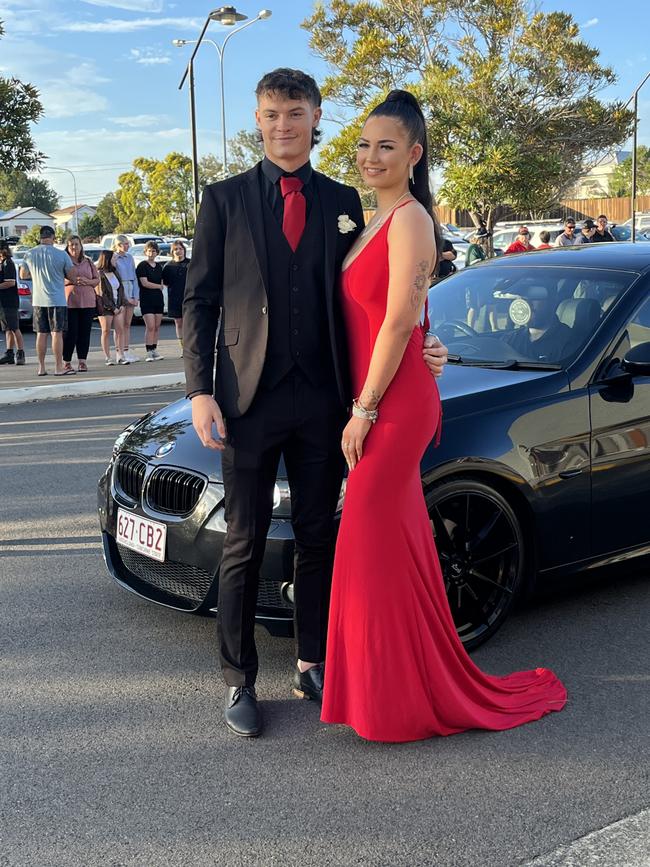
[116,508,167,562]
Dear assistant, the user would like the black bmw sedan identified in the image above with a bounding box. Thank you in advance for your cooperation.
[98,243,650,650]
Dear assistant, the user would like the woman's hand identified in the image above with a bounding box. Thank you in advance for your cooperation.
[341,416,372,471]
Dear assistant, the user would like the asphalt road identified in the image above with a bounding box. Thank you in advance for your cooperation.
[1,390,649,867]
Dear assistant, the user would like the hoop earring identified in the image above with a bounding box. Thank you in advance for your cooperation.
[408,164,415,184]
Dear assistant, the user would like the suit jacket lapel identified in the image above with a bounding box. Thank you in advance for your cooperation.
[240,164,269,295]
[315,173,339,305]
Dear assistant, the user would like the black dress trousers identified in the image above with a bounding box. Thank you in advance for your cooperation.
[218,371,347,687]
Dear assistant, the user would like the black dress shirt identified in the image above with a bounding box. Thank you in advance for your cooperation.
[260,157,314,223]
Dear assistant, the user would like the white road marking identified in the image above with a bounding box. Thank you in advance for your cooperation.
[524,808,650,866]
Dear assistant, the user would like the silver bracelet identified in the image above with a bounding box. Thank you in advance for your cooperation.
[352,398,378,423]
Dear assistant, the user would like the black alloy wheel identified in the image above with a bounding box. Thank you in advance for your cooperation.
[426,477,525,650]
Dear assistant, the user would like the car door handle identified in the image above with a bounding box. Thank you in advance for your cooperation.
[558,468,583,479]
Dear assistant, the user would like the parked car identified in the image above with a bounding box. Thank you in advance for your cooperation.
[100,233,165,250]
[12,258,33,328]
[98,243,650,650]
[82,243,105,263]
[486,221,566,250]
[621,212,650,233]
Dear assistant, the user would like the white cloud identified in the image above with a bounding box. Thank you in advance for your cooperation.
[81,0,164,10]
[129,48,171,65]
[57,17,202,34]
[582,18,599,29]
[111,114,168,127]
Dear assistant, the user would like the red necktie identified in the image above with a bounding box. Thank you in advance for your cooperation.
[280,176,306,252]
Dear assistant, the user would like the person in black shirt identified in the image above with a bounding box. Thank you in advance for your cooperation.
[161,240,189,356]
[593,214,615,242]
[136,241,164,361]
[436,237,457,279]
[0,242,25,365]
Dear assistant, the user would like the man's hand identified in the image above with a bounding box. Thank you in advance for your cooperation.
[191,394,227,450]
[423,333,448,378]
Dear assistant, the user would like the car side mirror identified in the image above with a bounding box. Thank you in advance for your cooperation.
[621,341,650,376]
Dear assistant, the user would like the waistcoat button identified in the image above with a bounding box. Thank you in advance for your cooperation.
[261,306,268,314]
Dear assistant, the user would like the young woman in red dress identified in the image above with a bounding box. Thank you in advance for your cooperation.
[321,91,567,742]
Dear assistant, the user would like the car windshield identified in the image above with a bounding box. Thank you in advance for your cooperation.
[428,264,639,369]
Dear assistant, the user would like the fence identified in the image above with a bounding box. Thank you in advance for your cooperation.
[434,195,650,228]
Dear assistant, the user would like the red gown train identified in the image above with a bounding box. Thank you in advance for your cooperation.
[321,204,567,742]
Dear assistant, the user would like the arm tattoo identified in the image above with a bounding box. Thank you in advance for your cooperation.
[410,259,429,312]
[359,386,382,410]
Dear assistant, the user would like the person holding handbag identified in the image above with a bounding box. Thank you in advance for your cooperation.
[96,250,128,365]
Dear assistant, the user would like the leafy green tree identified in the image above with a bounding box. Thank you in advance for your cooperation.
[608,147,650,198]
[0,20,45,172]
[199,131,265,187]
[198,153,225,187]
[0,170,58,213]
[77,213,103,240]
[20,225,45,247]
[304,1,634,229]
[114,159,151,233]
[226,129,265,175]
[95,192,119,234]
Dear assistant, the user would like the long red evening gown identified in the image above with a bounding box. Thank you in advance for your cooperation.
[321,204,567,742]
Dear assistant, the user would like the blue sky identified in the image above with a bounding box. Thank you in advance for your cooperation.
[1,0,649,210]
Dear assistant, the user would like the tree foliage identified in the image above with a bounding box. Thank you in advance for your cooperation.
[114,153,195,237]
[0,20,45,172]
[112,130,265,235]
[608,146,650,198]
[0,170,59,213]
[303,0,634,227]
[95,192,119,234]
[20,225,45,247]
[77,213,103,240]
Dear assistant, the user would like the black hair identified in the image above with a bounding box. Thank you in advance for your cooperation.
[40,225,55,238]
[0,240,11,257]
[255,68,322,147]
[367,89,442,262]
[540,230,551,244]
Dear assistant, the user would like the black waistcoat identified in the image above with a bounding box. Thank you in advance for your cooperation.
[259,183,337,390]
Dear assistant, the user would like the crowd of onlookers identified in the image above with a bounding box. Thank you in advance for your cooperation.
[0,227,189,373]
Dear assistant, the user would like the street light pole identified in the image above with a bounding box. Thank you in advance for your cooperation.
[175,8,271,186]
[626,70,650,242]
[44,166,79,233]
[188,57,200,223]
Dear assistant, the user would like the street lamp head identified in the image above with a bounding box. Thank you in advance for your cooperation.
[258,9,272,19]
[210,6,247,25]
[172,39,188,47]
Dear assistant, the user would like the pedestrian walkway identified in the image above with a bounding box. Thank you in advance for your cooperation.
[0,322,186,405]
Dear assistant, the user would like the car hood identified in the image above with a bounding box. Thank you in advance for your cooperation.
[437,363,563,418]
[119,397,226,481]
[119,365,564,479]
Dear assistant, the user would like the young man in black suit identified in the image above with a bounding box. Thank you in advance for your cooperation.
[183,69,447,737]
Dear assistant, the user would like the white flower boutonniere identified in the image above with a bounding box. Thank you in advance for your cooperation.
[338,214,357,234]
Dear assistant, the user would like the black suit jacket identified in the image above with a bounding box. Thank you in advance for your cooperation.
[183,163,365,418]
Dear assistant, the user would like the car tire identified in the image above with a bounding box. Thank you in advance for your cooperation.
[425,476,526,651]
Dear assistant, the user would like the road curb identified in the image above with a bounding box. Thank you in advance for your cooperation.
[0,372,186,406]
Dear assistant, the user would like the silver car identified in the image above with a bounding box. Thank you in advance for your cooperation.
[12,258,33,328]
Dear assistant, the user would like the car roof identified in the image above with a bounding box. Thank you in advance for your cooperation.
[482,241,650,272]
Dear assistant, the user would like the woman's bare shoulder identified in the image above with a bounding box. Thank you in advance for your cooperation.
[390,199,435,235]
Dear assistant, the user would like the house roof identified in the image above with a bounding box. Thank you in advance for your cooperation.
[0,206,54,221]
[51,204,94,217]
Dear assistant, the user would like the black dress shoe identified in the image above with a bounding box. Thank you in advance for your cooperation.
[224,686,262,737]
[292,663,324,703]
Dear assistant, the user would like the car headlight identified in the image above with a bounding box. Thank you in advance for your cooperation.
[272,481,292,518]
[271,478,347,519]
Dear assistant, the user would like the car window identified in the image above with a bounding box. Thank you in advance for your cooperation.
[428,265,639,367]
[493,231,518,247]
[628,296,650,349]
